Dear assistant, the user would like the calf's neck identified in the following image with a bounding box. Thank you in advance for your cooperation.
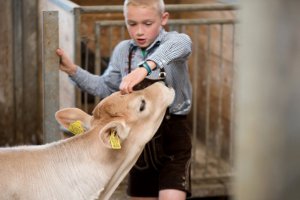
[0,82,175,200]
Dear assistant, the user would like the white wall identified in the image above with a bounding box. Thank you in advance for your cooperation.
[235,0,300,200]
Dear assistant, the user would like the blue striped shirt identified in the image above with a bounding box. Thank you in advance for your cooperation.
[70,28,192,115]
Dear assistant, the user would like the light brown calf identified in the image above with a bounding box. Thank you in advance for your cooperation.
[0,82,174,200]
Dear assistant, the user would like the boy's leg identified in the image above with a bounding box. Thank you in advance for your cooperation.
[159,189,186,200]
[127,148,160,198]
[158,116,192,198]
[130,189,185,200]
[128,116,192,199]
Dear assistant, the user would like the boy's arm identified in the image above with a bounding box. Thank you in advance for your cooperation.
[119,67,148,94]
[56,48,77,75]
[70,66,121,98]
[56,48,121,98]
[119,33,191,94]
[147,33,192,69]
[119,60,157,94]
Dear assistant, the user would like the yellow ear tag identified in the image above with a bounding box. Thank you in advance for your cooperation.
[109,129,121,150]
[68,120,84,135]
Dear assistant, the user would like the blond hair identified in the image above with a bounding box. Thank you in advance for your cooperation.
[123,0,165,16]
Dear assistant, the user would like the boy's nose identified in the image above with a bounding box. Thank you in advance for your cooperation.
[137,26,144,36]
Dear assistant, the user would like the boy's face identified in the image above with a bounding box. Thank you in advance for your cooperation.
[125,5,169,48]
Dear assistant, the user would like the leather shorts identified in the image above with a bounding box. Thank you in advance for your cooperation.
[127,114,192,197]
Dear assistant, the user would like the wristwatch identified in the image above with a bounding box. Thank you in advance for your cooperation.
[138,61,152,76]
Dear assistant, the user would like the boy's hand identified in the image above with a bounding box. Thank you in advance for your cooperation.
[56,48,77,76]
[119,60,157,94]
[119,67,148,94]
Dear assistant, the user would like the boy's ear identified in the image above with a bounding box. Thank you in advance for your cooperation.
[55,108,92,131]
[161,12,169,26]
[98,120,130,149]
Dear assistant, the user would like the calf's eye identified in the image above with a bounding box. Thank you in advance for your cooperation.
[139,99,146,112]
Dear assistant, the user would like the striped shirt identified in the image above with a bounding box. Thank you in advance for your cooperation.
[70,28,192,115]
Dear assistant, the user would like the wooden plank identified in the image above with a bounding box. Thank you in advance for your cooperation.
[12,0,24,144]
[42,11,60,142]
[0,0,14,146]
[22,0,40,144]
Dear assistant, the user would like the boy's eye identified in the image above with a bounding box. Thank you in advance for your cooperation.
[127,21,136,26]
[145,22,153,26]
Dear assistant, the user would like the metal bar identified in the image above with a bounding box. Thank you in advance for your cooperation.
[42,11,60,143]
[13,0,24,144]
[191,25,200,177]
[229,24,236,168]
[204,25,212,176]
[94,25,101,104]
[109,27,113,55]
[83,38,89,112]
[169,24,175,32]
[165,3,238,12]
[217,24,225,173]
[121,26,125,40]
[74,7,82,109]
[95,18,236,27]
[79,4,238,14]
[79,5,123,13]
[180,25,186,33]
[94,24,101,73]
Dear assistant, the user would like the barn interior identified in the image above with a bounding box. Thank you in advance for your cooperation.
[1,0,300,200]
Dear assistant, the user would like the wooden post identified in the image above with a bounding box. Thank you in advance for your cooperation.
[42,11,60,142]
[0,0,14,145]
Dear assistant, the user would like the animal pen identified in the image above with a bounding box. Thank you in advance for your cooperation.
[43,0,238,198]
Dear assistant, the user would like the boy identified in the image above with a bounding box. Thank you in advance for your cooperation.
[56,0,192,199]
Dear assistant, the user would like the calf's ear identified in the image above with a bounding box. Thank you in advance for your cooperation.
[99,120,130,149]
[55,108,92,131]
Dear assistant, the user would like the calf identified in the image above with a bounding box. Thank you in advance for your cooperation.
[0,82,175,200]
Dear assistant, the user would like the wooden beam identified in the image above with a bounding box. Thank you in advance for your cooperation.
[22,0,40,144]
[0,0,14,146]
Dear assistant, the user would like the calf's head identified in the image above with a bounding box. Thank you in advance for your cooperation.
[55,82,175,149]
